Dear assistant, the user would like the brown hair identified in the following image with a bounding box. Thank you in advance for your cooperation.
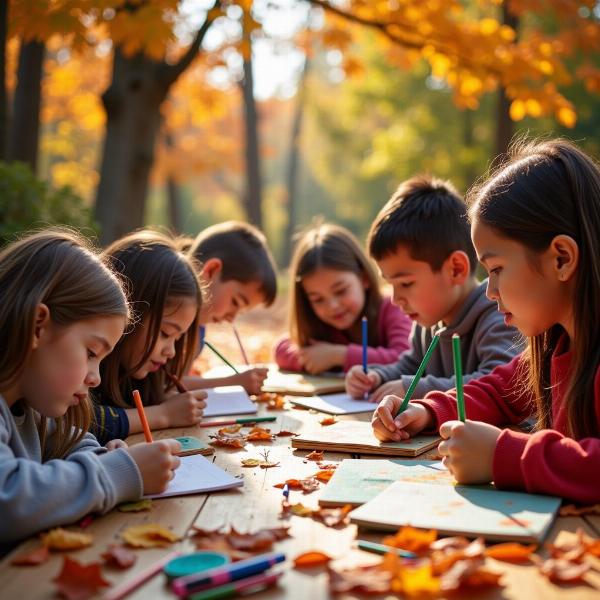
[189,221,277,306]
[469,138,600,438]
[368,174,477,272]
[289,223,383,347]
[0,229,129,459]
[98,230,202,408]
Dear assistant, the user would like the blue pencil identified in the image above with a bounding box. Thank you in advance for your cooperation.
[362,316,368,399]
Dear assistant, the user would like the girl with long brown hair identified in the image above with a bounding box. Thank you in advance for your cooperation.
[372,138,600,503]
[93,229,206,445]
[275,223,412,374]
[0,230,181,546]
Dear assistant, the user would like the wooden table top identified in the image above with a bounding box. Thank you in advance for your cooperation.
[1,404,599,599]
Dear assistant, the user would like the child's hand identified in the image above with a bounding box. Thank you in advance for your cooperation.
[345,365,382,399]
[369,380,405,404]
[438,420,501,485]
[105,439,128,451]
[162,390,207,427]
[298,341,346,374]
[234,367,268,395]
[371,397,432,442]
[127,439,181,495]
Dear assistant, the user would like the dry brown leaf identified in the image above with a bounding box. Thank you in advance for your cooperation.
[382,526,437,556]
[440,559,502,591]
[560,503,600,517]
[10,545,50,566]
[289,502,314,517]
[485,542,537,563]
[210,436,246,449]
[218,424,243,435]
[314,469,335,482]
[259,461,280,469]
[101,544,137,569]
[547,529,589,562]
[312,505,352,528]
[121,524,180,548]
[274,478,319,493]
[329,564,392,595]
[535,556,590,582]
[319,416,337,426]
[246,427,274,442]
[241,458,261,467]
[191,526,291,559]
[53,556,110,600]
[293,550,332,568]
[316,462,338,470]
[41,528,93,551]
[305,450,324,461]
[275,430,298,437]
[431,538,485,575]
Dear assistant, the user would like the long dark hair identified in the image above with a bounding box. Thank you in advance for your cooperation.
[289,223,383,347]
[98,230,202,407]
[0,229,129,458]
[469,138,600,438]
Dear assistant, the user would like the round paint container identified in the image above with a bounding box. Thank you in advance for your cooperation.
[164,551,229,581]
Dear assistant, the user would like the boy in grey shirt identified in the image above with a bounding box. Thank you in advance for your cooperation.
[346,175,519,402]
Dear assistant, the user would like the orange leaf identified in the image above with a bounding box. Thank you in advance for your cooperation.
[319,416,337,426]
[560,503,600,516]
[275,430,298,437]
[246,428,274,442]
[314,469,335,482]
[382,526,437,555]
[293,550,332,568]
[485,542,536,563]
[305,450,324,461]
[210,437,246,449]
[101,544,137,569]
[41,528,93,551]
[53,556,110,600]
[121,524,180,548]
[10,545,50,566]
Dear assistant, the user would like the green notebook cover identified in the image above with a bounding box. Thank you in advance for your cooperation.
[319,459,454,507]
[349,480,561,543]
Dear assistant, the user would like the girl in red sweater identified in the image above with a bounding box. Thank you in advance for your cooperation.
[275,223,412,374]
[372,138,600,503]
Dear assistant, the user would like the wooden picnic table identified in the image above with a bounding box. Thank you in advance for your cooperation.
[1,403,599,599]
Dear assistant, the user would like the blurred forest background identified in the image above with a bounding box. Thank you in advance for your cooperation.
[1,0,600,269]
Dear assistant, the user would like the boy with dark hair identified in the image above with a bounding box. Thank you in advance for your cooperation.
[346,175,519,401]
[185,221,278,395]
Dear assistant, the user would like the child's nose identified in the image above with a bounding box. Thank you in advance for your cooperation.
[163,340,176,359]
[485,278,498,301]
[85,367,101,388]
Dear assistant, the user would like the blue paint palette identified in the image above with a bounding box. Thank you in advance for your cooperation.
[164,551,229,580]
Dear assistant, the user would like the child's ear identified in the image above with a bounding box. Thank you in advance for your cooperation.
[31,303,51,349]
[445,251,470,283]
[201,258,223,282]
[550,234,579,282]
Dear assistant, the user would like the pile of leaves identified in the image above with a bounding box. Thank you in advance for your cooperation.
[210,424,275,449]
[254,392,287,410]
[280,502,352,528]
[273,463,337,495]
[329,526,600,596]
[190,526,291,561]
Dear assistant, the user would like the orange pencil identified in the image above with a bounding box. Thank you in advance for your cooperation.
[132,389,153,443]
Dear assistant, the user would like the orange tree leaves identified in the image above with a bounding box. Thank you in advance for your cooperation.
[53,556,110,600]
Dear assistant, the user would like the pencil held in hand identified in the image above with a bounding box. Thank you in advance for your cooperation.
[132,389,153,443]
[164,368,188,393]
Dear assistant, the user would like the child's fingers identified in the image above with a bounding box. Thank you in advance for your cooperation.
[161,438,183,455]
[373,398,400,433]
[191,390,208,401]
[439,420,464,440]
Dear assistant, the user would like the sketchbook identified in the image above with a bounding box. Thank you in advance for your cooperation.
[144,454,243,499]
[203,386,257,417]
[349,480,561,543]
[291,420,440,457]
[319,459,454,507]
[289,393,375,415]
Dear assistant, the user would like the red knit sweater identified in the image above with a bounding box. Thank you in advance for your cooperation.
[415,336,600,504]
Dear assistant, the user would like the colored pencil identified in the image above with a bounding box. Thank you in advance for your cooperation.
[204,341,240,374]
[394,333,441,417]
[104,551,180,600]
[187,571,282,600]
[232,325,250,366]
[171,552,285,597]
[164,368,188,393]
[132,389,153,443]
[452,333,466,421]
[198,416,277,427]
[361,316,368,400]
[357,540,417,559]
[282,483,289,501]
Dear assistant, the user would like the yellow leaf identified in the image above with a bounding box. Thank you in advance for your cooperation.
[480,18,499,36]
[509,99,526,121]
[460,75,483,96]
[557,106,576,128]
[525,98,542,117]
[41,528,93,550]
[122,524,180,548]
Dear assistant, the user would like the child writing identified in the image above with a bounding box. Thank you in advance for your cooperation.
[275,223,412,375]
[346,175,519,402]
[372,139,600,503]
[184,221,278,394]
[0,230,180,546]
[93,230,206,446]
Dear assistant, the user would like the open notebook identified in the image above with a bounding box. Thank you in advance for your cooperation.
[144,454,243,499]
[290,393,375,415]
[203,386,257,417]
[349,479,561,543]
[291,420,440,457]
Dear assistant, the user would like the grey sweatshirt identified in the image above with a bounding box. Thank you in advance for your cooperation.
[0,397,142,546]
[371,281,521,396]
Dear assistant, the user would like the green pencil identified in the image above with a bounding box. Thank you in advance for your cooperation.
[204,341,240,374]
[452,333,466,421]
[198,416,276,428]
[357,540,416,559]
[394,333,441,417]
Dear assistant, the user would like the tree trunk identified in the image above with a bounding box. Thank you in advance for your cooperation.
[165,132,183,232]
[95,50,169,244]
[240,53,263,229]
[283,58,310,266]
[495,5,519,159]
[9,39,44,171]
[0,0,8,160]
